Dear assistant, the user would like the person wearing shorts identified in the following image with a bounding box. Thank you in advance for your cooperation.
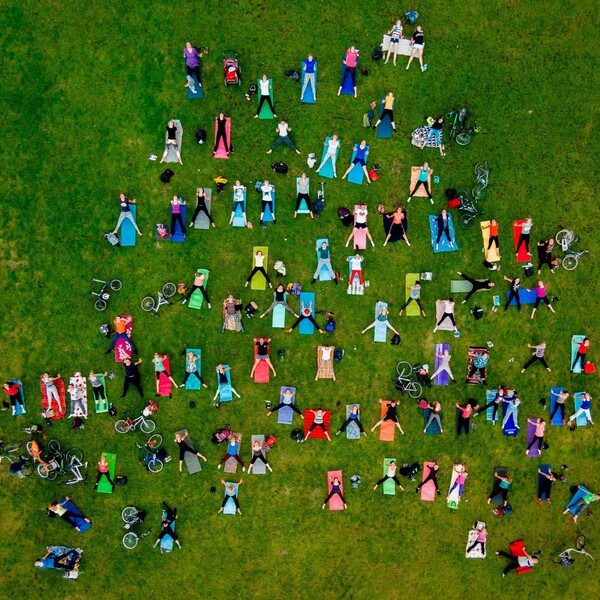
[406,26,426,71]
[420,116,445,155]
[160,120,182,165]
[408,162,434,203]
[385,19,404,65]
[250,338,277,378]
[342,140,371,183]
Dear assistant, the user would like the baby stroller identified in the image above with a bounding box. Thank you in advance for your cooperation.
[223,51,241,86]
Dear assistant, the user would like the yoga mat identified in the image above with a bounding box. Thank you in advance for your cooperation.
[317,136,340,179]
[466,347,487,385]
[262,187,276,223]
[379,403,395,441]
[465,527,486,559]
[340,59,357,95]
[485,390,497,422]
[502,400,519,437]
[315,346,335,380]
[538,464,552,501]
[573,392,589,426]
[163,119,183,163]
[514,220,530,262]
[184,349,202,391]
[223,482,239,515]
[176,429,202,474]
[352,228,367,250]
[481,220,501,262]
[9,378,26,416]
[435,300,455,331]
[566,485,591,514]
[376,97,395,139]
[93,373,108,413]
[156,356,172,397]
[447,465,464,509]
[450,280,478,293]
[423,408,443,435]
[170,203,187,243]
[232,189,247,228]
[405,274,421,317]
[97,452,116,494]
[327,470,344,510]
[296,178,311,214]
[347,255,364,295]
[224,454,239,474]
[526,419,542,457]
[251,435,267,475]
[160,515,175,552]
[382,210,408,243]
[186,72,203,99]
[300,60,317,104]
[429,214,458,253]
[506,288,537,306]
[373,301,389,343]
[68,375,88,419]
[549,387,565,426]
[345,405,361,440]
[250,246,269,290]
[277,387,296,425]
[257,78,275,119]
[571,335,586,374]
[489,467,508,505]
[213,117,231,159]
[217,365,233,402]
[298,292,316,334]
[120,204,138,247]
[253,342,270,383]
[40,377,66,420]
[272,303,286,329]
[381,34,412,55]
[114,315,133,362]
[194,189,212,229]
[382,458,396,495]
[315,238,333,282]
[60,497,92,534]
[188,270,209,309]
[303,409,331,440]
[433,343,450,385]
[410,166,432,197]
[347,145,369,185]
[420,462,437,501]
[509,540,531,574]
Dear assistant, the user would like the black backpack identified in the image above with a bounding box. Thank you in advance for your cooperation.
[160,169,174,183]
[271,162,288,174]
[337,206,353,226]
[391,334,401,345]
[195,128,207,144]
[471,307,484,320]
[284,70,300,82]
[372,47,383,61]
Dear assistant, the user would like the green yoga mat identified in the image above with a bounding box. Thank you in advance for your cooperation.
[257,78,274,119]
[450,280,473,293]
[94,373,109,413]
[250,246,269,290]
[405,274,421,316]
[383,458,396,495]
[97,453,116,494]
[188,269,210,309]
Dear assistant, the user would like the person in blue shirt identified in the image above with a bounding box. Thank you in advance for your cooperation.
[342,141,371,183]
[301,54,317,100]
[336,404,367,437]
[322,476,347,509]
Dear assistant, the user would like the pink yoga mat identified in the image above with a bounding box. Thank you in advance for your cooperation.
[157,356,172,397]
[213,117,231,159]
[526,419,542,457]
[352,228,367,250]
[114,315,133,362]
[420,461,437,501]
[433,343,450,386]
[327,470,345,511]
[253,343,270,383]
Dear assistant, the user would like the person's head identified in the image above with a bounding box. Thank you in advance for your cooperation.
[538,417,545,424]
[583,337,590,346]
[332,134,338,141]
[307,53,313,61]
[491,219,497,225]
[389,460,395,467]
[154,352,160,359]
[396,19,402,26]
[350,405,358,413]
[354,253,361,259]
[284,388,292,395]
[185,41,192,50]
[217,363,224,371]
[538,280,545,287]
[436,115,444,123]
[119,192,126,201]
[3,382,10,390]
[531,558,539,566]
[414,280,421,288]
[175,432,182,442]
[332,477,340,485]
[416,25,423,32]
[349,46,356,52]
[548,238,555,246]
[482,351,489,358]
[443,349,449,356]
[100,453,107,462]
[172,194,178,202]
[360,140,366,147]
[447,298,454,305]
[526,218,532,225]
[433,401,441,410]
[514,277,521,285]
[387,91,393,98]
[226,294,234,302]
[423,161,429,169]
[219,112,225,119]
[316,408,323,414]
[261,74,268,81]
[34,560,44,568]
[42,372,49,380]
[123,358,131,366]
[276,283,284,292]
[256,250,263,257]
[321,241,327,249]
[441,209,447,218]
[505,473,512,483]
[235,179,241,187]
[168,119,174,127]
[489,282,495,287]
[226,483,235,492]
[539,341,546,348]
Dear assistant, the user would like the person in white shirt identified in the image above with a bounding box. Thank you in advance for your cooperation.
[254,75,276,118]
[230,181,247,226]
[259,180,276,225]
[316,134,341,177]
[346,204,375,247]
[245,250,272,288]
[347,254,364,285]
[267,120,301,155]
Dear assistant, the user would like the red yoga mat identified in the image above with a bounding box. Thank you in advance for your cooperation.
[420,461,437,501]
[513,220,530,263]
[253,342,270,383]
[304,409,331,439]
[40,378,67,420]
[157,356,172,397]
[379,402,395,441]
[327,470,345,511]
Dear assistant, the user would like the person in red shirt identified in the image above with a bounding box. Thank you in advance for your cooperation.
[482,219,499,252]
[3,381,24,415]
[571,337,590,372]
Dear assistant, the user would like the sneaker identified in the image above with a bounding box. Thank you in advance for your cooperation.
[207,303,211,309]
[362,431,367,437]
[244,281,249,288]
[217,464,221,469]
[422,64,428,72]
[537,498,543,505]
[430,199,434,204]
[181,298,187,305]
[407,197,411,203]
[268,283,273,289]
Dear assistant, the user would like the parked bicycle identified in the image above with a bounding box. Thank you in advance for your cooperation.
[472,161,492,200]
[447,106,480,146]
[121,506,151,550]
[0,440,34,478]
[90,278,122,311]
[27,439,88,484]
[457,194,485,230]
[135,434,167,473]
[553,535,594,566]
[392,361,423,399]
[115,411,156,435]
[555,227,589,271]
[140,282,176,317]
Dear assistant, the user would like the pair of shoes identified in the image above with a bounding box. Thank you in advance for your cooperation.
[430,198,434,204]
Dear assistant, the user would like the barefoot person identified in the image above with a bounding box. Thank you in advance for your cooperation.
[385,19,404,65]
[174,430,207,472]
[406,25,426,71]
[189,187,215,228]
[322,476,347,509]
[316,134,341,178]
[230,181,247,226]
[160,119,183,165]
[337,46,359,97]
[371,399,404,435]
[408,162,434,203]
[342,141,371,183]
[304,408,331,441]
[152,353,179,395]
[254,75,276,118]
[250,338,277,378]
[399,280,426,317]
[372,92,397,133]
[266,119,301,155]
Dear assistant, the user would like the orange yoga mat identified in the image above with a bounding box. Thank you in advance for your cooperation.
[379,402,395,441]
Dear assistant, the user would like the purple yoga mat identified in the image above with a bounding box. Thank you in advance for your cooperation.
[433,343,450,386]
[526,419,542,457]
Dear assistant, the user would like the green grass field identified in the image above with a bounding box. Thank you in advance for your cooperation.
[1,1,598,598]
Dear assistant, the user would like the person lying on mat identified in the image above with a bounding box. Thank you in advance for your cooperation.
[516,218,533,257]
[294,172,314,219]
[47,497,91,531]
[361,303,400,336]
[371,399,404,434]
[415,462,440,495]
[527,280,556,319]
[266,119,301,155]
[152,353,179,395]
[322,476,347,509]
[385,19,404,65]
[526,418,546,456]
[433,299,457,333]
[571,337,590,373]
[502,395,521,429]
[268,387,303,418]
[466,527,487,556]
[106,316,136,354]
[550,389,569,424]
[383,207,410,247]
[467,349,489,381]
[153,510,182,550]
[304,408,331,441]
[536,238,556,274]
[435,209,454,250]
[316,134,341,178]
[419,115,444,155]
[474,386,504,422]
[537,468,557,504]
[217,433,245,470]
[431,348,457,383]
[482,219,500,252]
[346,204,375,247]
[254,74,276,118]
[373,460,404,491]
[495,546,538,577]
[222,296,244,333]
[174,431,207,473]
[112,193,142,237]
[190,187,215,228]
[41,372,61,410]
[315,345,336,382]
[88,372,108,404]
[408,162,434,204]
[568,392,594,426]
[181,351,208,388]
[337,46,359,97]
[423,400,443,433]
[456,271,495,303]
[372,92,397,133]
[215,364,241,400]
[218,480,243,515]
[447,464,468,502]
[342,140,371,183]
[250,338,277,378]
[160,119,183,165]
[182,270,211,309]
[503,275,522,313]
[488,470,512,507]
[563,491,600,522]
[259,283,299,319]
[286,301,325,334]
[230,181,247,226]
[93,453,115,491]
[183,41,203,86]
[520,341,551,373]
[336,404,367,437]
[301,53,317,100]
[312,241,338,284]
[67,383,87,418]
[170,195,186,237]
[3,381,24,415]
[407,26,426,72]
[245,250,273,289]
[346,254,364,285]
[258,181,276,227]
[247,440,272,474]
[214,112,230,156]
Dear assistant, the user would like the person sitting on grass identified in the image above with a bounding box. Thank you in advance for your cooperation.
[218,480,243,515]
[174,431,207,473]
[322,476,347,509]
[3,380,25,416]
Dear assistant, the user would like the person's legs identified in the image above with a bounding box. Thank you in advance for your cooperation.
[527,435,541,451]
[521,355,539,371]
[256,95,267,116]
[132,375,144,397]
[502,561,519,576]
[256,266,271,285]
[571,352,585,371]
[113,211,127,233]
[270,136,285,152]
[282,136,299,152]
[246,266,260,284]
[374,475,390,487]
[350,269,363,285]
[409,180,424,198]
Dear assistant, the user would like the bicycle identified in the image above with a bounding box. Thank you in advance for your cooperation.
[447,106,480,146]
[121,506,151,550]
[555,227,578,252]
[392,361,423,399]
[457,195,485,230]
[57,448,88,486]
[0,441,34,477]
[562,248,589,271]
[471,161,491,201]
[135,434,165,473]
[115,412,156,434]
[555,227,589,271]
[140,282,176,317]
[90,278,122,312]
[27,438,63,479]
[553,535,594,566]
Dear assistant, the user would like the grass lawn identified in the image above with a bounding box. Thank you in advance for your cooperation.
[1,1,598,598]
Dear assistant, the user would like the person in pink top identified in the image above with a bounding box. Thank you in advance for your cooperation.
[527,280,555,319]
[170,196,186,237]
[447,464,468,502]
[337,46,359,97]
[456,401,475,438]
[466,527,487,556]
[526,418,546,455]
[181,270,211,308]
[93,453,115,491]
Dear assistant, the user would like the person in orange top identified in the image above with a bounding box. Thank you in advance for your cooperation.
[106,316,136,354]
[483,219,499,252]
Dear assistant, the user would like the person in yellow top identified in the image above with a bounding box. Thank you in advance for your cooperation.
[372,92,396,132]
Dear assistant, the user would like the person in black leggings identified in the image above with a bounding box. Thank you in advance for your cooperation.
[218,480,242,514]
[247,440,272,473]
[47,498,91,530]
[456,271,495,303]
[213,113,230,155]
[516,218,532,255]
[153,508,181,549]
[435,210,453,249]
[520,342,551,373]
[245,250,272,289]
[170,196,186,236]
[322,476,347,509]
[537,468,557,504]
[121,358,144,398]
[536,238,555,274]
[415,462,440,494]
[336,404,366,436]
[495,548,537,576]
[550,390,568,424]
[182,271,211,308]
[504,276,521,313]
[174,431,207,472]
[285,301,325,334]
[373,460,404,490]
[189,188,215,228]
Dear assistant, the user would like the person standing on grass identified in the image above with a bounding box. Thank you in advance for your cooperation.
[372,92,397,132]
[407,162,434,204]
[112,194,142,237]
[385,19,404,65]
[322,476,347,509]
[301,53,317,100]
[456,271,495,303]
[568,392,594,426]
[516,218,533,257]
[399,280,426,317]
[536,238,555,274]
[152,353,179,395]
[521,341,551,373]
[371,399,404,435]
[255,75,276,118]
[316,134,341,178]
[121,357,143,398]
[504,275,522,313]
[267,119,301,155]
[571,337,590,372]
[526,418,546,455]
[527,281,555,319]
[406,26,426,72]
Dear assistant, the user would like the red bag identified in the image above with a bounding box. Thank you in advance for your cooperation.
[448,198,461,209]
[368,169,379,181]
[584,362,596,374]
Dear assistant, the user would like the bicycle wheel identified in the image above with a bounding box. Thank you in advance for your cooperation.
[396,361,412,378]
[47,439,61,455]
[147,458,164,474]
[456,132,471,146]
[94,298,107,311]
[114,420,131,434]
[561,254,578,271]
[147,434,162,449]
[110,279,123,291]
[552,553,565,565]
[141,296,155,312]
[407,381,423,399]
[162,282,176,298]
[122,506,139,524]
[140,419,156,434]
[458,213,475,230]
[576,535,586,550]
[555,229,572,247]
[37,464,50,478]
[456,190,469,204]
[20,462,34,477]
[122,532,139,550]
[66,448,84,464]
[474,162,488,176]
[472,183,487,201]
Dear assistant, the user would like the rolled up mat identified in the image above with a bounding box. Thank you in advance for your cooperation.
[571,335,586,374]
[257,78,274,119]
[295,177,311,214]
[376,97,395,139]
[156,356,172,397]
[120,204,138,247]
[488,467,508,505]
[60,497,92,533]
[194,189,212,229]
[382,458,396,495]
[433,343,450,385]
[423,408,442,435]
[420,462,437,501]
[429,214,458,253]
[163,119,183,163]
[232,189,246,227]
[526,419,542,457]
[300,61,317,104]
[170,203,187,243]
[188,271,209,310]
[506,288,538,306]
[379,403,395,441]
[298,292,316,334]
[250,246,269,290]
[340,60,356,95]
[315,239,333,282]
[550,387,565,426]
[96,452,116,494]
[345,405,361,440]
[537,464,552,501]
[480,220,501,262]
[186,71,203,99]
[217,365,233,402]
[405,274,421,317]
[303,409,330,440]
[10,378,26,416]
[272,303,286,329]
[176,429,202,474]
[465,528,486,559]
[317,136,340,180]
[513,220,530,262]
[347,145,369,185]
[250,435,266,475]
[213,117,231,159]
[373,301,389,343]
[277,387,296,425]
[327,470,344,510]
[253,343,270,384]
[566,485,592,514]
[114,315,133,362]
[410,166,431,197]
[223,483,239,515]
[573,392,589,426]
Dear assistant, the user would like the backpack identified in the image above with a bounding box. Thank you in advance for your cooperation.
[372,47,383,61]
[360,68,368,76]
[71,417,84,431]
[254,180,264,193]
[313,198,324,214]
[334,348,344,362]
[212,426,232,444]
[271,162,288,174]
[337,206,353,226]
[104,232,119,246]
[471,307,484,320]
[156,223,169,238]
[160,169,174,183]
[245,302,257,318]
[368,169,379,182]
[290,282,302,296]
[391,333,401,345]
[291,429,304,442]
[325,317,336,332]
[405,10,419,24]
[284,70,300,82]
[363,113,371,127]
[523,263,534,277]
[195,128,207,144]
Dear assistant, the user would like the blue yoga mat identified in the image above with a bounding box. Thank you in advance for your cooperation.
[9,378,25,416]
[232,190,246,228]
[550,387,565,426]
[566,485,591,514]
[315,238,333,282]
[571,335,585,374]
[121,204,138,247]
[502,401,519,437]
[506,288,538,306]
[217,365,233,402]
[262,187,275,223]
[60,497,92,534]
[186,72,203,99]
[485,390,497,421]
[423,408,442,435]
[170,203,186,243]
[223,483,239,515]
[429,214,458,253]
[373,301,388,343]
[317,136,340,180]
[340,61,356,95]
[538,464,552,501]
[184,349,202,391]
[301,61,317,103]
[160,511,175,551]
[573,392,589,426]
[298,292,315,335]
[376,97,394,139]
[347,145,369,185]
[277,387,296,425]
[272,303,286,329]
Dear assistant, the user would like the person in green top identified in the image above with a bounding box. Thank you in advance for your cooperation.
[488,470,512,507]
[563,491,600,522]
[312,241,337,283]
